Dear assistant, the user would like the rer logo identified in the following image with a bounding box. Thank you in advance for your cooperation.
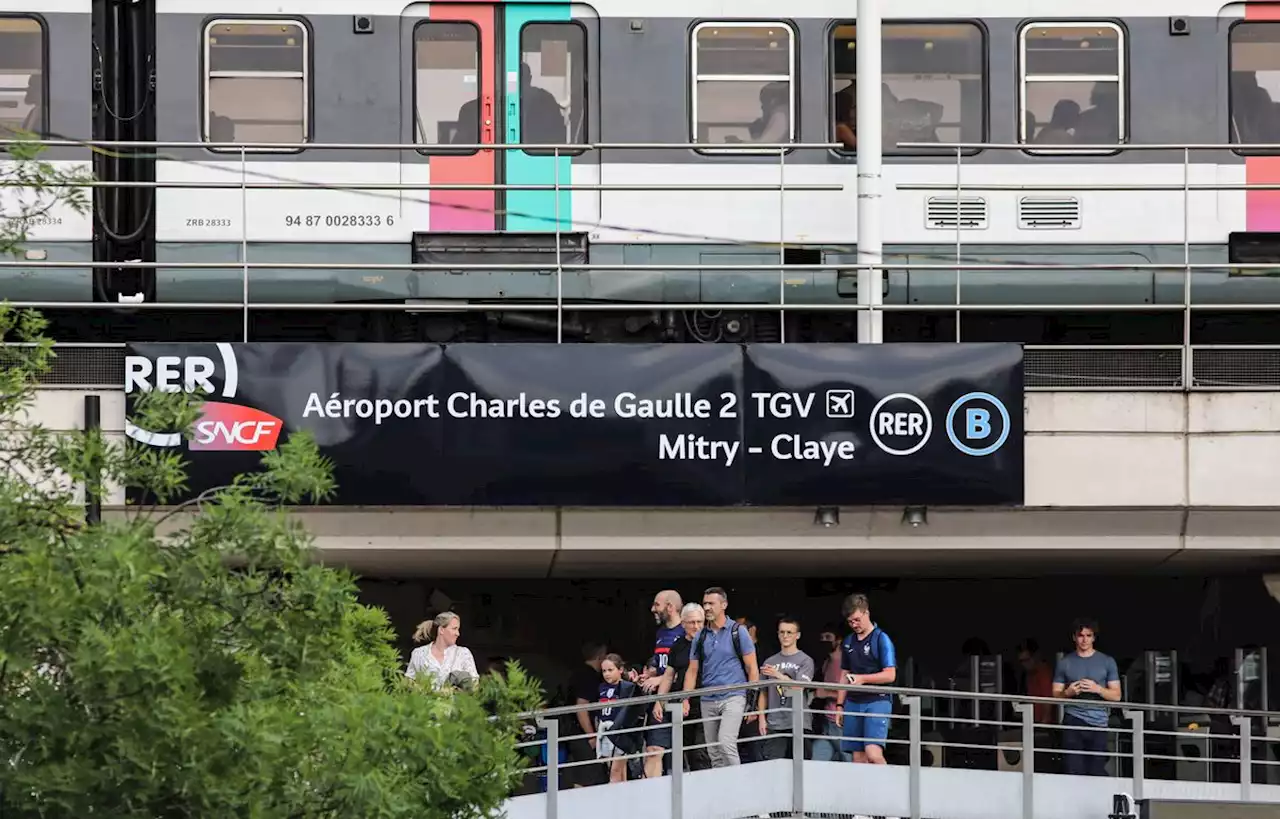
[868,392,933,457]
[123,343,281,452]
[945,392,1011,457]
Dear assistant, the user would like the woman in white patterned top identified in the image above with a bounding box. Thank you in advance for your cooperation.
[405,611,480,690]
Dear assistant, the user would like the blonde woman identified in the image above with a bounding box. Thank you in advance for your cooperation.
[405,611,479,690]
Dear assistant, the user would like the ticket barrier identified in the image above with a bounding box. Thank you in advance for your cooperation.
[899,659,947,770]
[1183,647,1271,785]
[941,654,1004,770]
[1232,647,1277,785]
[1129,650,1182,781]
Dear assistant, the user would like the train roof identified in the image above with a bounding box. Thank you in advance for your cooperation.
[6,0,1263,20]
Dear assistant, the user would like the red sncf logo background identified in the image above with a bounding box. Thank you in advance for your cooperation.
[190,402,285,452]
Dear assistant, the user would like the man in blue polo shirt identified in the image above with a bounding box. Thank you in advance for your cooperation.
[834,593,897,765]
[683,586,760,767]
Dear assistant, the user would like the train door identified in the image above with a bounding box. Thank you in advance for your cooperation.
[406,2,594,234]
[1238,3,1280,230]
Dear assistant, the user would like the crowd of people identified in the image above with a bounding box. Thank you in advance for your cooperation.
[401,590,1124,786]
[549,587,904,785]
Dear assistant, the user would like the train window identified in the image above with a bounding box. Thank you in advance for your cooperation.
[0,17,45,139]
[413,22,481,152]
[1019,22,1125,153]
[690,22,796,152]
[1230,23,1280,151]
[520,22,587,156]
[829,22,986,155]
[203,20,309,151]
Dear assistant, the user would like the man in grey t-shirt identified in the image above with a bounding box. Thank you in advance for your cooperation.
[1052,617,1121,776]
[757,616,815,761]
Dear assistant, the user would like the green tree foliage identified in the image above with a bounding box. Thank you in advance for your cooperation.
[0,139,543,817]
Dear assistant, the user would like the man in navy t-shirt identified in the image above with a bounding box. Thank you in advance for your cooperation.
[1052,617,1121,776]
[640,589,685,777]
[834,593,897,765]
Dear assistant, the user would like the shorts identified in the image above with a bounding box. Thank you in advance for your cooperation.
[645,709,673,749]
[841,698,892,753]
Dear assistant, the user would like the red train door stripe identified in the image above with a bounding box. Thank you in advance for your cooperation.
[1245,4,1280,229]
[427,4,497,232]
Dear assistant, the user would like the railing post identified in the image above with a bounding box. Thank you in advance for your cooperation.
[1014,702,1034,819]
[240,144,249,343]
[1232,715,1253,799]
[1125,710,1145,801]
[954,143,962,343]
[905,695,922,819]
[671,698,684,819]
[779,144,787,344]
[83,394,101,525]
[554,145,563,345]
[537,716,559,819]
[791,684,805,818]
[854,0,883,344]
[1182,146,1191,389]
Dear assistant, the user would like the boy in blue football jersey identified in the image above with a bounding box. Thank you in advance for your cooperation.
[834,593,897,765]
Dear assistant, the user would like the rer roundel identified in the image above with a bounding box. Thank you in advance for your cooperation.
[867,393,934,457]
[945,392,1012,457]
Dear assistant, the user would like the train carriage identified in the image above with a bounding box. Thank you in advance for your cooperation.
[6,0,1280,344]
[0,0,92,305]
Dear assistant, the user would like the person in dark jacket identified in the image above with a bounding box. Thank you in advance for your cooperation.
[596,654,645,782]
[653,603,713,771]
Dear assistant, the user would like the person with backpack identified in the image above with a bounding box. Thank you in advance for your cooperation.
[834,593,898,766]
[682,586,760,767]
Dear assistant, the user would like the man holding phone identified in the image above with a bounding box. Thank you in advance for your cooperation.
[757,616,815,760]
[1052,618,1121,776]
[834,593,897,765]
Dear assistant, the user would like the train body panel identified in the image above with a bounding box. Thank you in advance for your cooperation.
[0,6,93,248]
[147,161,1241,245]
[147,9,1253,250]
[147,0,1246,22]
[11,0,1280,343]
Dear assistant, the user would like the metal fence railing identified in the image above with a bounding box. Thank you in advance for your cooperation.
[5,139,1280,389]
[503,678,1280,819]
[21,342,1280,392]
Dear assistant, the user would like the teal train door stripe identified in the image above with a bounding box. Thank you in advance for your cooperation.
[504,3,572,233]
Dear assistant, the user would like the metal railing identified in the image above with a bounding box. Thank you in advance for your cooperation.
[4,138,1280,388]
[504,678,1280,819]
[14,341,1256,391]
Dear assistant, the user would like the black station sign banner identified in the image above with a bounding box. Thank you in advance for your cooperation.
[123,342,1025,507]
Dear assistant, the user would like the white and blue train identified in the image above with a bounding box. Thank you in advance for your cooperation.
[1,0,1279,344]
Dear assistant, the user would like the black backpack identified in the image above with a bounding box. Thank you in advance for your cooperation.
[693,622,747,687]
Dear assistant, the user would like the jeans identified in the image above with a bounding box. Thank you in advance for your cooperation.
[702,694,747,767]
[811,711,850,762]
[759,734,794,761]
[1062,713,1109,776]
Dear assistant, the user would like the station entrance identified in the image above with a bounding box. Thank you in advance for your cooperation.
[355,570,1280,715]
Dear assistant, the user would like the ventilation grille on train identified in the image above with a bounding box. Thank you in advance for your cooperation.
[925,196,988,230]
[1018,196,1082,229]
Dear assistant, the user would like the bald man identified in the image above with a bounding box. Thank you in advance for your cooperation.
[640,589,684,777]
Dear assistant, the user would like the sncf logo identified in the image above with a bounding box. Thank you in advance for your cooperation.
[124,343,282,452]
[191,402,283,452]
